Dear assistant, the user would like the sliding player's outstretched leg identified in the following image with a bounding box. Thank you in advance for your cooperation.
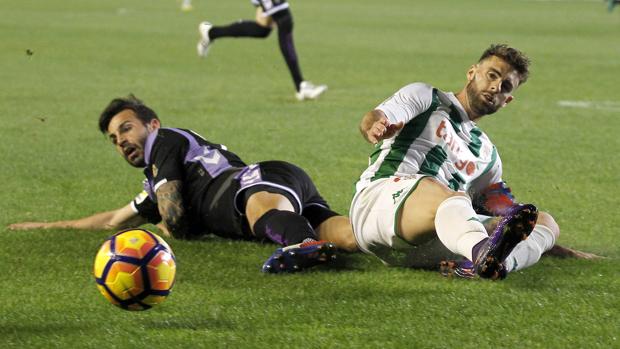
[240,161,345,273]
[473,204,538,280]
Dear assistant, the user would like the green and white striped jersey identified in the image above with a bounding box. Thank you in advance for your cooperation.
[355,83,503,197]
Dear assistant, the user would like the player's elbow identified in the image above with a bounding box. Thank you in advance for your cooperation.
[103,220,127,231]
[537,211,560,240]
[103,222,118,230]
[162,216,188,239]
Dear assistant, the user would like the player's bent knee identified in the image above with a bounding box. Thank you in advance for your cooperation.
[255,7,274,28]
[537,211,560,239]
[338,228,359,252]
[245,191,295,229]
[418,177,466,204]
[315,216,359,252]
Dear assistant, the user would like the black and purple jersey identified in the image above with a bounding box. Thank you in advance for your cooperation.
[130,128,338,240]
[133,128,246,237]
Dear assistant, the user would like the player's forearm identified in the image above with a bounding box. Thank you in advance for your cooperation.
[59,211,119,230]
[8,204,145,231]
[156,180,189,238]
[9,211,117,231]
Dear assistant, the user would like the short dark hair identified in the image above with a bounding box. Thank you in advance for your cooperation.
[479,44,531,84]
[98,94,159,133]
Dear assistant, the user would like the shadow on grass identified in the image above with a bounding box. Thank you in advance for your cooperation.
[503,256,615,290]
[141,315,236,331]
[1,322,96,335]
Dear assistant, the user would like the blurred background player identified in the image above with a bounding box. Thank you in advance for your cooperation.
[196,0,327,101]
[181,0,193,12]
[8,95,357,273]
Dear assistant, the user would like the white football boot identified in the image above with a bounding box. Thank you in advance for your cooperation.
[295,81,328,101]
[196,21,213,57]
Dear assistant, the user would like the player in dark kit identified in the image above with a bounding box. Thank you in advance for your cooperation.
[196,0,327,101]
[8,95,357,273]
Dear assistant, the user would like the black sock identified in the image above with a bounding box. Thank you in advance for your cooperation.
[253,209,316,246]
[272,10,304,91]
[209,20,272,40]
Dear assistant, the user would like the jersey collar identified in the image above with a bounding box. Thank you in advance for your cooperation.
[445,92,471,122]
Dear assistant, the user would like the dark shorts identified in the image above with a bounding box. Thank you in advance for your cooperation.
[201,161,338,239]
[251,0,289,16]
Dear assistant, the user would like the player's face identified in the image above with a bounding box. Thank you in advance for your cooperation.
[465,55,521,117]
[106,110,160,168]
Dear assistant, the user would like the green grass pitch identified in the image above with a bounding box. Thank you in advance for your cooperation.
[1,0,619,347]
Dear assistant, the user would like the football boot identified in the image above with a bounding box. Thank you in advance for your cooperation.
[262,240,337,273]
[474,204,538,280]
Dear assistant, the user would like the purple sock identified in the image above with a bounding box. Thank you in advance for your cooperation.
[471,238,488,262]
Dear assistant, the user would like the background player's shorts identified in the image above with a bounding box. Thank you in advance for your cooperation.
[350,175,459,267]
[251,0,289,16]
[234,160,338,229]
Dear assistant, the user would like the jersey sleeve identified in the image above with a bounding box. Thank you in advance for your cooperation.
[375,83,434,124]
[130,191,162,224]
[149,130,188,192]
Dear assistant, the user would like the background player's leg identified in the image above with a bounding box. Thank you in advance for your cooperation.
[269,9,327,100]
[209,8,273,40]
[197,7,272,56]
[270,9,304,91]
[207,21,272,40]
[245,191,316,246]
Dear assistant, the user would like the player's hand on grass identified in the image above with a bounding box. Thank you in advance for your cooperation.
[7,222,52,230]
[367,117,404,144]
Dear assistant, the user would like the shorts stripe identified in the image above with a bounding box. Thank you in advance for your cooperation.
[262,3,289,16]
[233,180,302,214]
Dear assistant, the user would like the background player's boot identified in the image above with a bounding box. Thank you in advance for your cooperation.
[262,240,337,273]
[295,81,328,101]
[473,204,538,280]
[197,21,213,57]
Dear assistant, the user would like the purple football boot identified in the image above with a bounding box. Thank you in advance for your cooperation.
[262,240,337,273]
[440,260,476,279]
[473,204,538,280]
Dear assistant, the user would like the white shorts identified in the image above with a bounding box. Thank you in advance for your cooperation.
[350,175,459,268]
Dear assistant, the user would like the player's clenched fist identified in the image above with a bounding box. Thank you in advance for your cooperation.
[365,115,404,144]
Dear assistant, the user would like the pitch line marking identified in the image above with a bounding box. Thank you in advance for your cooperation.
[522,0,600,3]
[557,100,620,111]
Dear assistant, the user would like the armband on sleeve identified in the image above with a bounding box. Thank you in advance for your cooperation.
[131,191,162,224]
[472,182,516,216]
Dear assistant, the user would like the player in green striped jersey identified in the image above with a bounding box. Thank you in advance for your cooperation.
[350,44,597,280]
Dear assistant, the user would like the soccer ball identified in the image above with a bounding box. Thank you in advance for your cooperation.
[93,228,176,311]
